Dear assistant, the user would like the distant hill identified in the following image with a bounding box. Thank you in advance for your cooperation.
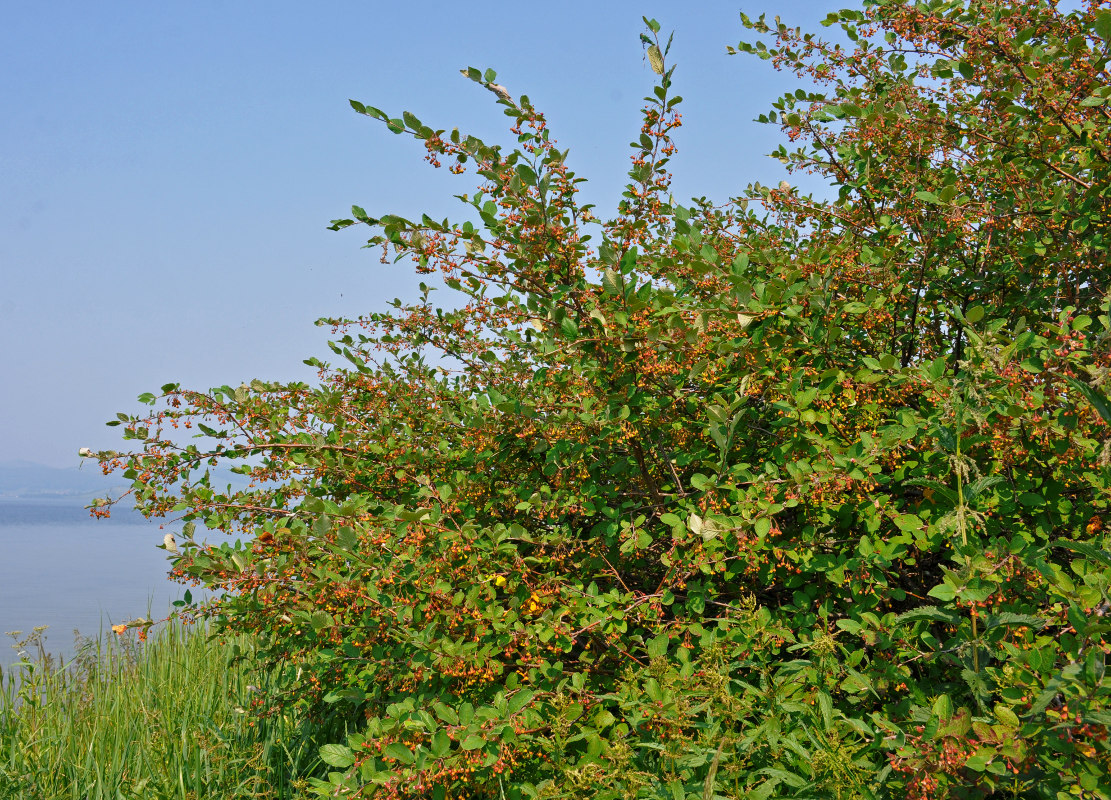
[0,460,248,500]
[0,460,122,499]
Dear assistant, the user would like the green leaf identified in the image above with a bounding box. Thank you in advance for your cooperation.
[965,475,1002,502]
[893,513,922,532]
[384,742,414,764]
[1085,710,1111,726]
[335,526,356,552]
[433,702,459,725]
[430,730,451,758]
[932,694,953,719]
[647,45,664,75]
[647,633,669,659]
[817,691,834,731]
[745,781,779,800]
[983,612,1043,630]
[965,753,991,772]
[602,268,622,297]
[994,704,1020,727]
[928,357,947,380]
[517,164,537,186]
[896,606,960,624]
[927,583,956,602]
[757,767,806,788]
[460,734,485,751]
[915,190,940,204]
[699,243,720,264]
[1066,377,1111,426]
[508,689,534,714]
[319,744,355,768]
[1094,10,1111,42]
[1055,539,1111,568]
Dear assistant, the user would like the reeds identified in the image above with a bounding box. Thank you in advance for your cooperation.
[0,621,331,799]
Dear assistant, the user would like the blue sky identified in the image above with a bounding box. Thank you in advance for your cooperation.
[1,1,846,467]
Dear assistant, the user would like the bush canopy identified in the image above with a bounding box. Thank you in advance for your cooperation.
[97,1,1111,797]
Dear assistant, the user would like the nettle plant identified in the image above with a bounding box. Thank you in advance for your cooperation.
[95,2,1111,797]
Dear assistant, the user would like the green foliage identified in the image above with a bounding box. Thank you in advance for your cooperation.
[0,622,335,798]
[96,1,1111,797]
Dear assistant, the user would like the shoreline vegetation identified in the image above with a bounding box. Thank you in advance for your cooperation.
[20,2,1111,795]
[0,621,337,799]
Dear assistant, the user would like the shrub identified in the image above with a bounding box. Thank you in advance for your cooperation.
[97,3,1111,797]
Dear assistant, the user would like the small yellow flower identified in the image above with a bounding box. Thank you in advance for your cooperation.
[524,592,542,614]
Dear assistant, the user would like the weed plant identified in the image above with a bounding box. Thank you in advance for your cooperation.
[0,621,338,799]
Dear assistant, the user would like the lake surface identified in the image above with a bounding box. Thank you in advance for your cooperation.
[0,498,217,667]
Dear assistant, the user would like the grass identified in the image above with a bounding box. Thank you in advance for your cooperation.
[0,620,338,799]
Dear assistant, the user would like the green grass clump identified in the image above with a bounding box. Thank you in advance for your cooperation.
[0,621,331,799]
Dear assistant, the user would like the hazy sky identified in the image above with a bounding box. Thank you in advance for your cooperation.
[2,1,847,468]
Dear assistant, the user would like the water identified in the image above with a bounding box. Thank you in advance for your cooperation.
[0,498,216,667]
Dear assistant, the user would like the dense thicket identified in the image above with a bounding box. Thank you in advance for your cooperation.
[96,2,1111,797]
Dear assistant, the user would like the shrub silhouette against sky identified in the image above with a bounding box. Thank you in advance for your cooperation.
[98,2,1111,797]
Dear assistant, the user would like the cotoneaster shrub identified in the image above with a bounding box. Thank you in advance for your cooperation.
[96,3,1111,797]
